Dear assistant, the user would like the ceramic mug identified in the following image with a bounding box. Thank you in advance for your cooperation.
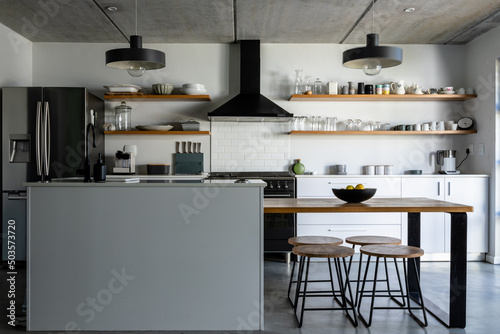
[429,122,437,131]
[445,120,454,130]
[422,123,430,131]
[414,123,422,131]
[437,121,446,131]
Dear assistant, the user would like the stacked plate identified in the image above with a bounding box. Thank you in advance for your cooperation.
[181,83,207,95]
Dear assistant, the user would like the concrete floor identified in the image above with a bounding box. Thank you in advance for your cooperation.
[1,260,499,333]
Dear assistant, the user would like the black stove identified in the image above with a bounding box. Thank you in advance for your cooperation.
[209,171,296,261]
[209,171,295,198]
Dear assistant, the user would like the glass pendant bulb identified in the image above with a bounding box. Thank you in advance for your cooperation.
[127,62,145,77]
[363,64,382,76]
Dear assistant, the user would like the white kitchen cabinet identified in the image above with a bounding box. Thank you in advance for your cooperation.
[402,176,488,258]
[444,177,488,253]
[401,177,446,255]
[296,177,402,242]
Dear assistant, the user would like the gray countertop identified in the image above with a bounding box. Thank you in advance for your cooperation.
[24,179,266,187]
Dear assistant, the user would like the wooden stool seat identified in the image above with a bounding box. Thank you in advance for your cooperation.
[360,245,424,259]
[288,236,343,246]
[293,245,354,258]
[345,235,401,246]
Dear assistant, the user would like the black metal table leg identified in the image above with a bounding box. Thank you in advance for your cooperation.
[407,211,467,328]
[449,212,467,328]
[407,212,421,302]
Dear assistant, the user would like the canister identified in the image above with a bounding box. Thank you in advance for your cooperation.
[376,84,383,95]
[382,84,390,95]
[375,165,385,175]
[115,101,131,131]
[384,165,394,175]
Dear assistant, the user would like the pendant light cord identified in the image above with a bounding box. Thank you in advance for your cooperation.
[372,0,374,34]
[134,0,138,35]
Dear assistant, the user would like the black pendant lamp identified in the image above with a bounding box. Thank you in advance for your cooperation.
[342,0,402,75]
[105,0,165,77]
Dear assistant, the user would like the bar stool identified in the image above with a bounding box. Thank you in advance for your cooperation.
[287,236,343,306]
[292,244,358,328]
[345,235,404,307]
[357,244,428,327]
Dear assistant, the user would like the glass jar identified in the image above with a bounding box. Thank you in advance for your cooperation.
[293,69,304,94]
[115,101,131,131]
[312,78,324,94]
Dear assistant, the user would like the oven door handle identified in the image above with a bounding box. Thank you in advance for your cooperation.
[265,194,294,198]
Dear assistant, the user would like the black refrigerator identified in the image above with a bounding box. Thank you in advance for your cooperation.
[1,87,104,261]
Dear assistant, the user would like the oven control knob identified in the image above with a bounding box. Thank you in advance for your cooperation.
[283,182,289,189]
[276,182,281,189]
[268,182,273,189]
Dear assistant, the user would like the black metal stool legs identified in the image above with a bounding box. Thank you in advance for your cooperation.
[294,256,358,328]
[357,256,428,327]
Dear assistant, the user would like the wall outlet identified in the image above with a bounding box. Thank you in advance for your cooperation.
[478,143,485,156]
[468,144,474,155]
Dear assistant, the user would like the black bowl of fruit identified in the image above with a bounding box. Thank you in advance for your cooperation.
[332,184,377,203]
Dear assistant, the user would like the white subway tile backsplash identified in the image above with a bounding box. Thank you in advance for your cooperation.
[225,132,239,139]
[210,121,290,172]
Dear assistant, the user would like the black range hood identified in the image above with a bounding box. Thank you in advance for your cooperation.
[208,40,293,122]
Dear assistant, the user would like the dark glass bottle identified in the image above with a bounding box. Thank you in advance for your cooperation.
[93,153,106,182]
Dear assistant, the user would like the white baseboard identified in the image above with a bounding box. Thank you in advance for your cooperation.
[486,254,500,264]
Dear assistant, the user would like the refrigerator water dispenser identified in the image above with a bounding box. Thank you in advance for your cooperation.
[9,134,30,163]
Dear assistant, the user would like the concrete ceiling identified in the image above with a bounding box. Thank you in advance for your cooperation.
[0,0,499,45]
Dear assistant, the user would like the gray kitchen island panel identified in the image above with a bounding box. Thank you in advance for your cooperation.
[26,181,264,331]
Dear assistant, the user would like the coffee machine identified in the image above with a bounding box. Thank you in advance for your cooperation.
[436,150,459,174]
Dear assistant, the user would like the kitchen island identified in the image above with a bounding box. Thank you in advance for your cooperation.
[25,180,265,331]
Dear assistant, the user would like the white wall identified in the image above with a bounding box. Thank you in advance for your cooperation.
[263,44,467,175]
[464,25,500,263]
[31,42,470,175]
[0,23,32,86]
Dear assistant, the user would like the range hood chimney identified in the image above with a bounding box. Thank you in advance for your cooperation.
[208,40,293,122]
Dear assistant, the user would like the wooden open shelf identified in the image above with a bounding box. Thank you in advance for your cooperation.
[104,94,211,101]
[289,94,477,102]
[290,130,477,135]
[105,130,210,135]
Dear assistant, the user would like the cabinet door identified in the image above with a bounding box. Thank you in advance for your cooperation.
[297,177,401,198]
[445,177,488,253]
[297,224,401,242]
[401,178,445,254]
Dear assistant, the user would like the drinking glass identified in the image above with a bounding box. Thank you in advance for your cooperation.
[372,121,382,131]
[345,119,354,131]
[326,117,337,131]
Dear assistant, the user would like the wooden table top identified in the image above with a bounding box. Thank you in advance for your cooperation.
[263,197,473,214]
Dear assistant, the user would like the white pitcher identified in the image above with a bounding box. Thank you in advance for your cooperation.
[391,81,405,94]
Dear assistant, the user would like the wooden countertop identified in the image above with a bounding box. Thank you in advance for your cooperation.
[263,197,473,213]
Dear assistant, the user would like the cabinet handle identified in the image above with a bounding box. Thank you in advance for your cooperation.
[328,229,368,233]
[437,182,440,196]
[448,182,451,196]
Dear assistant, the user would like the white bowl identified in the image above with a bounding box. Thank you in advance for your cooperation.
[104,84,141,93]
[152,84,174,95]
[181,88,207,95]
[182,83,205,89]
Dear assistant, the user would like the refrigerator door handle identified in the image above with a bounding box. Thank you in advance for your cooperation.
[35,101,43,176]
[43,101,50,176]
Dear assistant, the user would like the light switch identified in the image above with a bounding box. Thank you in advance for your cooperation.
[478,143,485,155]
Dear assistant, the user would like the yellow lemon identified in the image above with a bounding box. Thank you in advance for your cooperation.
[355,184,365,190]
[346,185,354,190]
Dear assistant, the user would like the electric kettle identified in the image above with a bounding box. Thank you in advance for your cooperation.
[436,150,459,174]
